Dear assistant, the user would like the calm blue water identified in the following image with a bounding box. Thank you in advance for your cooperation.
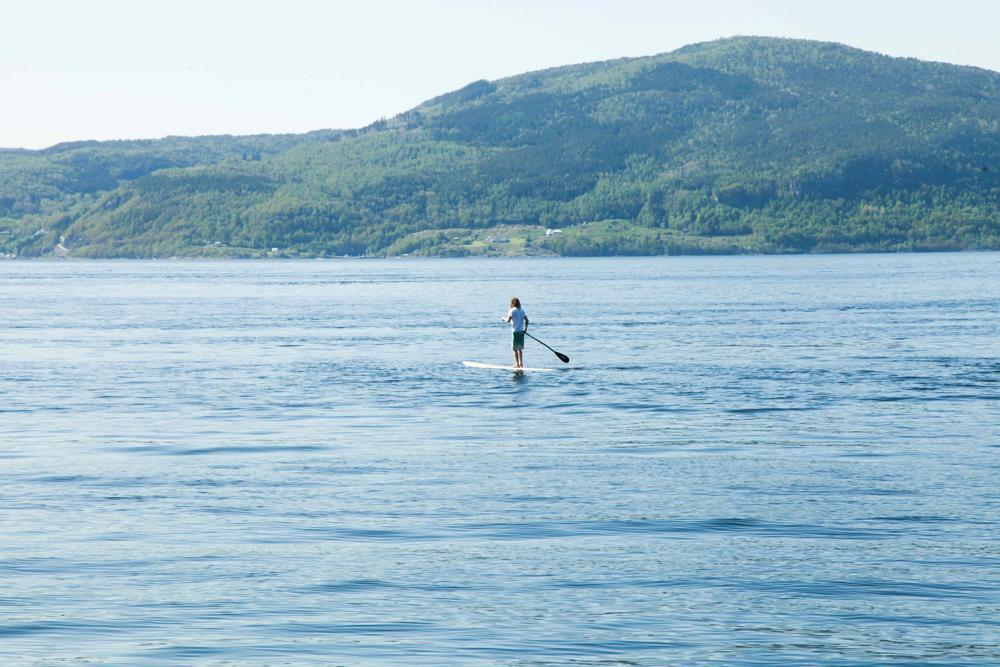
[1,254,998,665]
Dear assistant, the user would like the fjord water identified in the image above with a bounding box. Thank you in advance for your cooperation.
[1,254,997,665]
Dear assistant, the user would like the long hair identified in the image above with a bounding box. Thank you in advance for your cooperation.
[509,297,521,309]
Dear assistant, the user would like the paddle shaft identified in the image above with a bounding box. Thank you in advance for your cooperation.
[523,330,570,364]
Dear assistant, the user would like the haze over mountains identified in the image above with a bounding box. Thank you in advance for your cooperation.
[2,36,998,258]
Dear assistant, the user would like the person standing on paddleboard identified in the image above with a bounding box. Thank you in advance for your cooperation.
[504,297,529,369]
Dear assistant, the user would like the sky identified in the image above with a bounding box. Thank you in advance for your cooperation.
[2,0,999,149]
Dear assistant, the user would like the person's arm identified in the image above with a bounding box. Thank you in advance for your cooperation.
[524,315,529,331]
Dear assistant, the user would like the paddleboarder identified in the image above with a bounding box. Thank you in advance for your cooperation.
[504,297,529,369]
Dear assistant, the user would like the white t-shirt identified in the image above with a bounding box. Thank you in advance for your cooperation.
[507,307,527,332]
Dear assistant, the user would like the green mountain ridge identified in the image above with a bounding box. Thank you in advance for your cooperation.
[2,36,998,258]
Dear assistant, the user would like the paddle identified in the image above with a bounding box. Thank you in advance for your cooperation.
[524,330,569,364]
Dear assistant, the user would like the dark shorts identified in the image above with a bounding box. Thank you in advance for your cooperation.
[512,331,525,350]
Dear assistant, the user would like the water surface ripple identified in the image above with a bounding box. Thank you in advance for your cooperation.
[1,254,998,665]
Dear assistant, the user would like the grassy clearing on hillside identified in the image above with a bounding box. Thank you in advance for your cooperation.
[384,225,554,256]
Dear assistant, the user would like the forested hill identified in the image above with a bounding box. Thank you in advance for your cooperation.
[2,36,998,258]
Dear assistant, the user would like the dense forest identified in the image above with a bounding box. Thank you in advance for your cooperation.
[1,37,998,258]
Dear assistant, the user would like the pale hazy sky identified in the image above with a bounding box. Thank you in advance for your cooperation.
[3,0,998,149]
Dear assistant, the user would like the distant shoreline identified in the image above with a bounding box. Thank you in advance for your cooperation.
[3,248,996,262]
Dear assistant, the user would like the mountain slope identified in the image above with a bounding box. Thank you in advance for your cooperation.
[3,37,998,258]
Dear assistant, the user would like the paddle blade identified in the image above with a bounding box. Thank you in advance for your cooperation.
[555,351,570,363]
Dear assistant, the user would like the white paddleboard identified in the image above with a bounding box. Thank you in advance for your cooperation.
[463,361,555,372]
